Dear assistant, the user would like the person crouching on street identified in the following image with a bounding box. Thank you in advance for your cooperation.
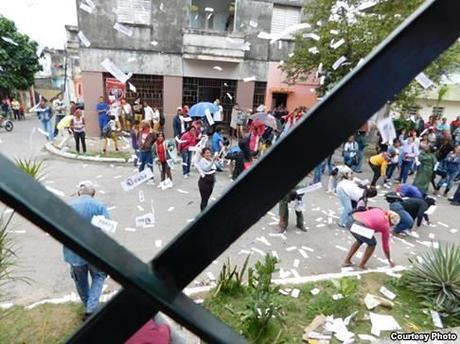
[343,208,400,270]
[278,182,307,233]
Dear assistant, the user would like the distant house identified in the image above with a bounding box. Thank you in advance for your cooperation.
[415,75,460,121]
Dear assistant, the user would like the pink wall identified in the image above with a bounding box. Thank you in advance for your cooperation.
[265,62,318,111]
[81,71,104,137]
[236,80,255,111]
[163,76,183,138]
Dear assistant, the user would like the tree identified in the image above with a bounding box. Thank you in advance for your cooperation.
[0,15,42,95]
[282,0,460,113]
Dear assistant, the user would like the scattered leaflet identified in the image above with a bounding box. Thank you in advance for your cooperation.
[128,83,137,92]
[303,33,320,41]
[376,116,397,144]
[358,0,379,11]
[79,2,94,14]
[415,72,434,89]
[135,213,155,228]
[369,312,401,336]
[331,38,345,49]
[78,31,91,47]
[91,216,118,234]
[120,168,153,191]
[1,37,18,46]
[332,56,347,70]
[379,286,396,300]
[430,310,443,328]
[249,20,258,28]
[113,23,134,37]
[101,58,133,84]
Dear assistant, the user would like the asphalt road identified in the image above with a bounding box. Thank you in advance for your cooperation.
[0,118,459,305]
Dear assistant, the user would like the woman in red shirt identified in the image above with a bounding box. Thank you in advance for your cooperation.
[343,208,400,269]
[154,133,173,188]
[179,127,198,178]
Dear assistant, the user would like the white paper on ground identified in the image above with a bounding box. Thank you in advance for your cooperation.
[249,20,258,28]
[155,240,162,248]
[364,294,381,310]
[256,236,271,246]
[286,246,297,252]
[308,46,319,54]
[291,288,300,298]
[350,223,375,239]
[293,259,300,268]
[379,286,396,300]
[430,310,443,328]
[310,287,320,295]
[303,33,320,41]
[271,250,279,259]
[177,189,189,194]
[331,38,345,49]
[251,247,266,256]
[358,334,377,341]
[302,246,315,252]
[101,58,132,84]
[369,312,401,336]
[330,29,339,35]
[332,56,347,70]
[298,249,308,258]
[91,216,118,234]
[335,245,348,252]
[120,168,153,191]
[150,40,159,46]
[279,269,291,279]
[206,272,216,281]
[77,31,91,47]
[113,22,133,37]
[135,213,155,228]
[257,32,275,40]
[332,293,344,300]
[138,191,144,202]
[415,72,434,89]
[85,0,96,10]
[377,116,397,145]
[358,0,379,11]
[125,227,136,232]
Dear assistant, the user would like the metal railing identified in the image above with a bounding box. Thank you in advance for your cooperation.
[1,0,459,342]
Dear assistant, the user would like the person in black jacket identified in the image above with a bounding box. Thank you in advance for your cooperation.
[385,193,435,227]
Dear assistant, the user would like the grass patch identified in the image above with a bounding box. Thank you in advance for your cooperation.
[204,273,460,343]
[0,303,83,344]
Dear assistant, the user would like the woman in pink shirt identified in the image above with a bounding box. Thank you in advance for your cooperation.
[343,208,400,269]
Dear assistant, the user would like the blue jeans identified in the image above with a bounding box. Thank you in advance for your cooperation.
[70,264,107,314]
[399,160,413,183]
[139,150,153,173]
[437,170,460,193]
[386,163,398,179]
[41,119,54,140]
[337,185,352,226]
[98,115,108,138]
[181,150,192,176]
[313,160,326,184]
[390,203,414,233]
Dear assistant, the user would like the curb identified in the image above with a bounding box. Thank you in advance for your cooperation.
[45,143,128,163]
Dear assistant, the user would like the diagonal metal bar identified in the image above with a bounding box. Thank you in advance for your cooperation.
[68,0,460,342]
[0,156,245,344]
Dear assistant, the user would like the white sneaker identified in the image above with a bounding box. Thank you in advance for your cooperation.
[157,181,164,188]
[183,174,189,179]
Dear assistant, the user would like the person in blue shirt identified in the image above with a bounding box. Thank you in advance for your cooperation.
[35,98,54,141]
[396,184,424,199]
[63,182,110,320]
[211,126,224,154]
[96,96,109,138]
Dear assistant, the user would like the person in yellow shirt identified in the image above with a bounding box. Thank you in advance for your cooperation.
[369,152,390,186]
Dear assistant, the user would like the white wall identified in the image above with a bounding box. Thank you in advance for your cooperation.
[416,99,460,122]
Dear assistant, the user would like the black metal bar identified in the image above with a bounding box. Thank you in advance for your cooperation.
[71,0,460,341]
[0,156,245,344]
[1,0,459,342]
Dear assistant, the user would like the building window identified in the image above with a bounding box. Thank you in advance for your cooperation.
[407,106,419,116]
[253,82,267,111]
[182,77,237,123]
[432,106,445,117]
[270,5,301,35]
[116,0,151,25]
[103,73,163,112]
[190,0,235,32]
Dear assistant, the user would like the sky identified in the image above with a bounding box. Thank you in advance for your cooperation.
[0,0,78,49]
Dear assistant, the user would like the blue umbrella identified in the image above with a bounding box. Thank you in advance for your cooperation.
[188,102,219,118]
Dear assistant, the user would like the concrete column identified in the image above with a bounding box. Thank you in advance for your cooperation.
[236,80,255,111]
[81,71,104,137]
[163,76,183,138]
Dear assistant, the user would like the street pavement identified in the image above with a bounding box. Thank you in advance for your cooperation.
[0,118,459,305]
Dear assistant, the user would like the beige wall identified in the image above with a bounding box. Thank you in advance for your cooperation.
[416,99,460,122]
[81,72,104,137]
[236,81,255,111]
[163,76,183,138]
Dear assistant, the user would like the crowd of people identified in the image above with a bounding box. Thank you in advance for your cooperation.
[1,96,25,123]
[50,96,460,334]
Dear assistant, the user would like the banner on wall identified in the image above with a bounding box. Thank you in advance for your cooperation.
[105,78,126,104]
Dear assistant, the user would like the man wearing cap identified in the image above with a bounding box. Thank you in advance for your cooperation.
[63,182,110,320]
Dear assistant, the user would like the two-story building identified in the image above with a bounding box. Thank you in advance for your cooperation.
[75,0,318,136]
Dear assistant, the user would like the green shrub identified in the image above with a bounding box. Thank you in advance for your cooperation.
[403,244,460,317]
[214,255,250,297]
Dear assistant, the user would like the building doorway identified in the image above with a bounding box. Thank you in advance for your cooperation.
[183,77,237,124]
[272,92,288,109]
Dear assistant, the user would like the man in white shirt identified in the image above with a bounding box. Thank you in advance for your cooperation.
[213,99,223,123]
